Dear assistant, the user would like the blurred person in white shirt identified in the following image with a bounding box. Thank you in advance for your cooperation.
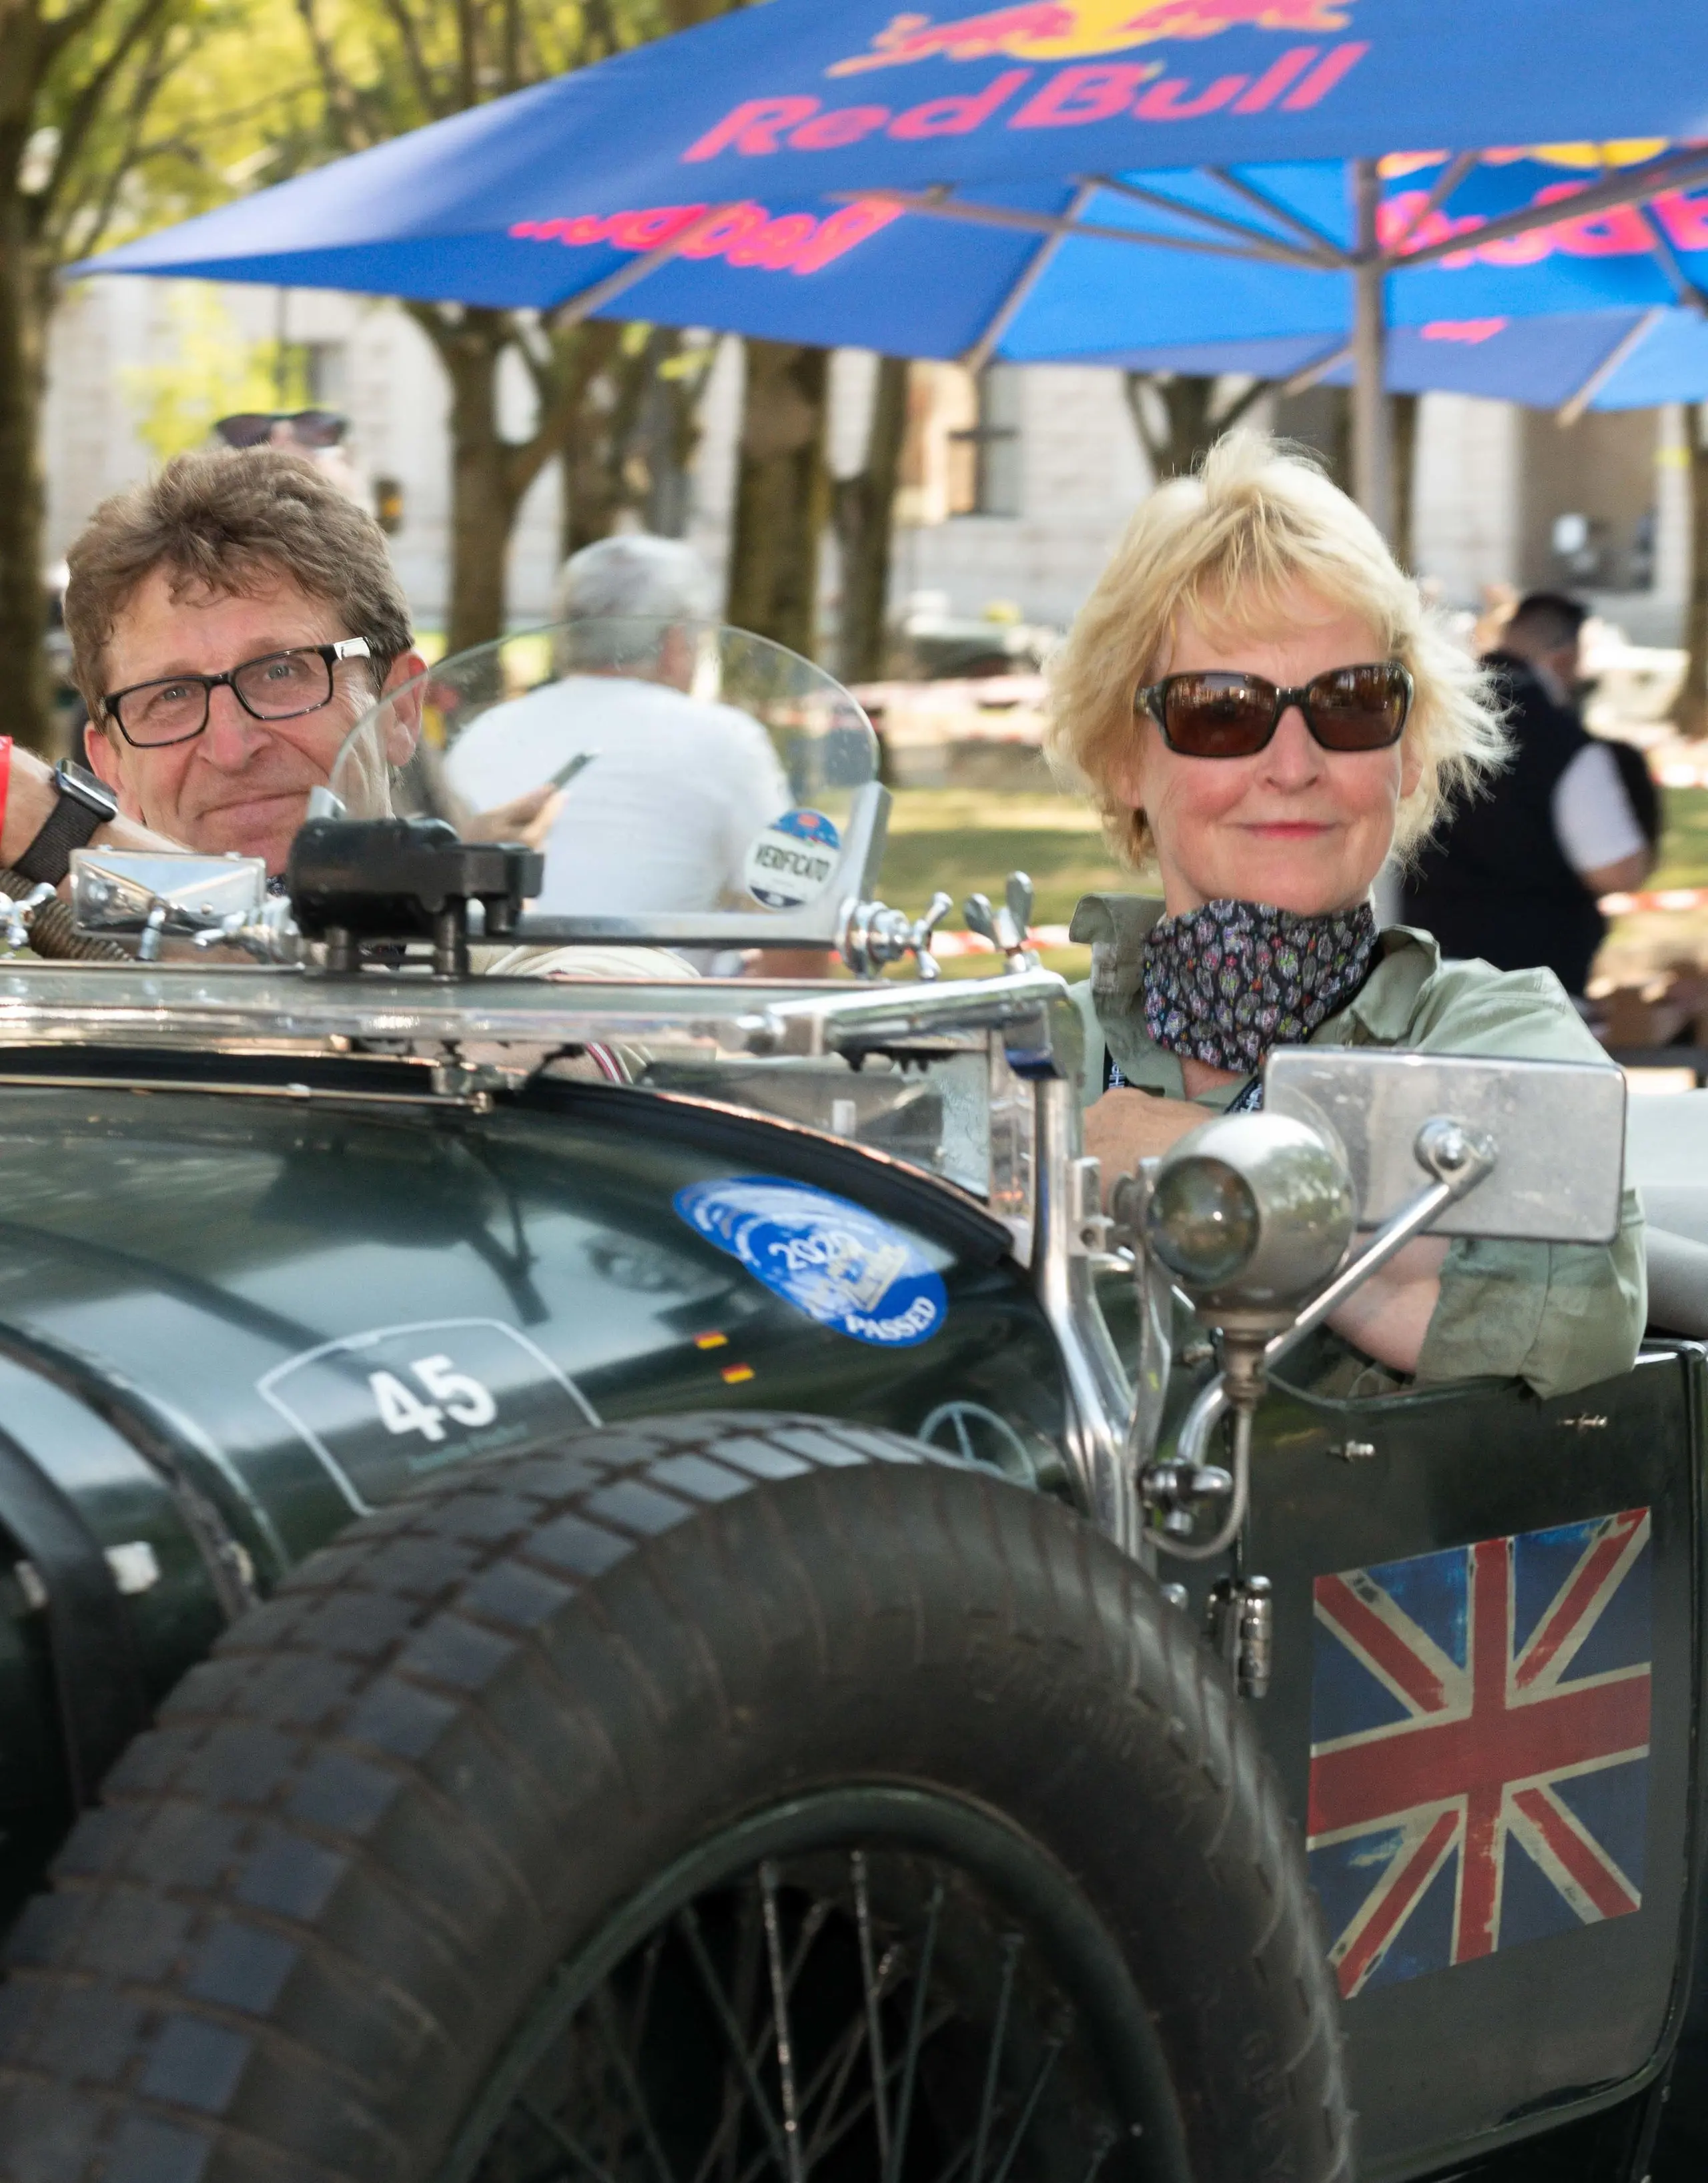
[443,536,791,923]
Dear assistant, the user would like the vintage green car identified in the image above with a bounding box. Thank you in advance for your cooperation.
[0,626,1697,2183]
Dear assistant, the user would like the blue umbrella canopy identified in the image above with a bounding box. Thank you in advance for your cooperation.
[79,145,1708,364]
[1093,306,1708,414]
[76,0,1708,285]
[75,0,1708,524]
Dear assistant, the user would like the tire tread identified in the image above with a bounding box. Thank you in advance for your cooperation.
[0,1413,1351,2183]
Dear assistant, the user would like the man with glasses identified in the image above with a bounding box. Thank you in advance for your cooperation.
[29,446,427,881]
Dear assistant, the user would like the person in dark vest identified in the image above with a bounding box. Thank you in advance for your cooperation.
[1402,592,1655,997]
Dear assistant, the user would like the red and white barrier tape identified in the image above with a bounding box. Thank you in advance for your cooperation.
[1599,886,1708,915]
[928,896,1708,948]
[931,925,1075,958]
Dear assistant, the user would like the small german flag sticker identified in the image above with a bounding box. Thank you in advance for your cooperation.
[721,1362,755,1385]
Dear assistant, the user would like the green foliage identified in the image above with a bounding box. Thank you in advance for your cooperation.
[118,287,308,462]
[292,0,707,149]
[23,0,320,274]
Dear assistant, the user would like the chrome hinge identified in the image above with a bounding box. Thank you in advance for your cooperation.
[1068,1156,1126,1268]
[1206,1574,1274,1700]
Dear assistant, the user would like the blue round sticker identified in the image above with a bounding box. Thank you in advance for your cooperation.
[674,1176,946,1347]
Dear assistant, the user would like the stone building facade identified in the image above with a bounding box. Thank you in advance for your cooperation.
[42,274,1695,648]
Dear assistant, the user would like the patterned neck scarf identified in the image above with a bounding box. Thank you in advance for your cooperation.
[1141,897,1379,1075]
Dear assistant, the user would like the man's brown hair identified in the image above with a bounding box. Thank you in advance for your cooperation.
[65,448,413,721]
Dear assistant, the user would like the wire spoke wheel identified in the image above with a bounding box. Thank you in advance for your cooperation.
[444,1793,1145,2183]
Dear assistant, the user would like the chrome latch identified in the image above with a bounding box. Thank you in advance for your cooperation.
[963,870,1039,973]
[839,891,953,979]
[1068,1156,1121,1263]
[2,883,57,952]
[1140,1455,1234,1539]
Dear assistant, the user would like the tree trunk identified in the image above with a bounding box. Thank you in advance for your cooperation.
[1124,374,1220,481]
[556,321,655,562]
[725,338,830,660]
[1123,372,1272,486]
[1391,391,1420,572]
[0,202,53,754]
[833,354,909,685]
[436,308,520,657]
[1678,404,1708,741]
[641,326,699,538]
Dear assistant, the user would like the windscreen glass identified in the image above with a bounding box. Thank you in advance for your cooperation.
[328,620,878,931]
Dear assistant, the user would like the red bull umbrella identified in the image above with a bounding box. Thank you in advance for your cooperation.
[76,0,1708,531]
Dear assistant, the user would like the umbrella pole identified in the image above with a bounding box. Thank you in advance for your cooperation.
[1351,158,1391,540]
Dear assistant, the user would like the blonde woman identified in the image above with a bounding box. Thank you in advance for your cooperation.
[1049,432,1643,1399]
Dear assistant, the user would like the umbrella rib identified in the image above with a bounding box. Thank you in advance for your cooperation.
[1279,339,1352,395]
[841,187,1316,269]
[1093,174,1335,268]
[1382,151,1478,255]
[1603,133,1708,327]
[1633,203,1708,318]
[1386,143,1708,273]
[551,201,740,329]
[1203,169,1351,264]
[1557,308,1666,425]
[961,180,1097,372]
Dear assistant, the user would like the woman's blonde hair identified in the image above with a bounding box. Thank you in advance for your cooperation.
[1047,430,1506,867]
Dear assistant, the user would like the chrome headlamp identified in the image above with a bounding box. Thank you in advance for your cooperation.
[1144,1112,1356,1336]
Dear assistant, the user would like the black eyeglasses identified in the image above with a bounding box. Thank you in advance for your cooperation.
[214,410,348,450]
[102,638,374,749]
[1135,661,1414,758]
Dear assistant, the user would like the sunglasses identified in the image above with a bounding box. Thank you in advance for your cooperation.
[214,410,348,450]
[1135,661,1414,758]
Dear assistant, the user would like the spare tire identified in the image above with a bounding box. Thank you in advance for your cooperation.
[0,1414,1349,2183]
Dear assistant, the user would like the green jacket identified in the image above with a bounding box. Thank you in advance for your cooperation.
[1068,895,1646,1400]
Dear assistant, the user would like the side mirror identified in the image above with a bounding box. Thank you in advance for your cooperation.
[71,850,268,939]
[1264,1048,1625,1244]
[1130,1048,1628,1593]
[69,849,294,962]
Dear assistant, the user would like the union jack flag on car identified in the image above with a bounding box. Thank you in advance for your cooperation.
[1308,1509,1653,1998]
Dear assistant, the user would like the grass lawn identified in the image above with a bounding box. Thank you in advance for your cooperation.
[1651,785,1708,891]
[882,786,1116,980]
[883,783,1708,984]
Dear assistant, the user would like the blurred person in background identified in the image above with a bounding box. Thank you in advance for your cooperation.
[214,409,370,507]
[444,534,790,923]
[1401,590,1657,999]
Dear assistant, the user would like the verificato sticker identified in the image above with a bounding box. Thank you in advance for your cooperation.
[673,1176,946,1347]
[743,808,841,909]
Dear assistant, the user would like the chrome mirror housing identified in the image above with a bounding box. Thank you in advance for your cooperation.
[72,851,268,933]
[70,851,300,963]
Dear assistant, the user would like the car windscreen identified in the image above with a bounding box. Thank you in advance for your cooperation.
[328,620,882,950]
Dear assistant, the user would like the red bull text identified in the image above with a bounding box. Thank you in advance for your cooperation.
[1420,319,1509,344]
[510,198,903,274]
[1380,181,1708,268]
[681,39,1366,163]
